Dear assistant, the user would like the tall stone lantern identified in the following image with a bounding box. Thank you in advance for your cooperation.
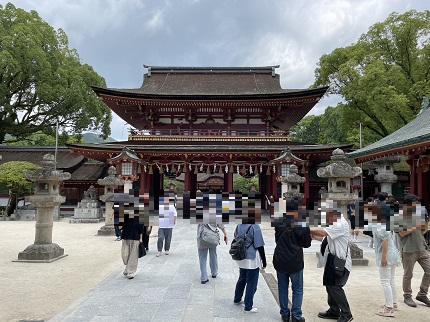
[282,164,306,199]
[317,149,368,266]
[97,166,125,235]
[17,154,71,262]
[317,148,362,217]
[373,156,400,195]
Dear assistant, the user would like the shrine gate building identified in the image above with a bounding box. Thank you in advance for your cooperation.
[67,66,353,207]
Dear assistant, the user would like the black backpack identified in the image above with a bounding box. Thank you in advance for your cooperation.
[229,225,253,261]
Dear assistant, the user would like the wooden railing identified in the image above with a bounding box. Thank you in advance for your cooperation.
[128,129,291,142]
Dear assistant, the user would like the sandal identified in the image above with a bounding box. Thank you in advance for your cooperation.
[380,303,397,310]
[376,306,394,317]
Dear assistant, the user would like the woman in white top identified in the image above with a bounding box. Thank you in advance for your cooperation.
[365,203,400,317]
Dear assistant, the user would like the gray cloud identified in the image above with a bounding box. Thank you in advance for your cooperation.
[2,0,427,140]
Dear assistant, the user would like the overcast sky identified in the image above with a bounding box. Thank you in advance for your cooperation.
[2,0,428,140]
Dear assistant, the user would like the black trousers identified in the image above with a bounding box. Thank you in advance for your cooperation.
[325,269,352,318]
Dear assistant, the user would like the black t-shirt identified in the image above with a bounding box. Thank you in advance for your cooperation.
[121,216,144,240]
[273,226,312,274]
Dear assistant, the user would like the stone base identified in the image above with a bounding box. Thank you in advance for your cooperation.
[98,225,115,236]
[73,208,102,219]
[352,258,369,266]
[350,242,369,266]
[69,218,104,223]
[15,243,67,263]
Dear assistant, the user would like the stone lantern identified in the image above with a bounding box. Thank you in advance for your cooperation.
[317,148,368,266]
[268,148,305,198]
[317,148,362,216]
[17,154,71,262]
[97,166,125,235]
[373,156,400,195]
[283,164,305,199]
[107,147,142,193]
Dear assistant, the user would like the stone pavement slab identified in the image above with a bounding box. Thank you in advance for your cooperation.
[49,219,279,322]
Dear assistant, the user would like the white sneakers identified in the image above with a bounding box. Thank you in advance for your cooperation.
[156,252,161,257]
[127,273,135,279]
[244,308,258,313]
[165,251,169,255]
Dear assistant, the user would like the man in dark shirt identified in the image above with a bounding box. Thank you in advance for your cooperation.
[273,196,312,322]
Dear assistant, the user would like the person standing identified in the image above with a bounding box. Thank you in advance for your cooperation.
[157,195,177,257]
[273,197,312,322]
[347,201,358,243]
[310,204,353,322]
[197,223,228,284]
[233,217,267,313]
[365,203,401,317]
[118,209,143,279]
[398,194,430,307]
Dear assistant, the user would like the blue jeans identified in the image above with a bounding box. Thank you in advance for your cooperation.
[234,267,259,311]
[114,226,121,238]
[198,247,218,281]
[277,270,304,319]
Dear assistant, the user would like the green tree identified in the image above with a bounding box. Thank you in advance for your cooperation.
[233,175,258,193]
[0,3,112,144]
[163,178,184,193]
[0,161,40,216]
[289,115,322,144]
[4,131,82,146]
[313,10,430,143]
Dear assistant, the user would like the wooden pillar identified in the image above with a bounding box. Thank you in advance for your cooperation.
[417,162,423,198]
[184,169,192,192]
[139,166,146,194]
[224,171,233,192]
[271,170,277,198]
[304,163,310,206]
[410,159,416,195]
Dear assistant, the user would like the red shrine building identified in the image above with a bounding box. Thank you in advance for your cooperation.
[67,66,353,207]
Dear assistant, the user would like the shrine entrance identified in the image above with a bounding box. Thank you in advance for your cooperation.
[67,66,353,206]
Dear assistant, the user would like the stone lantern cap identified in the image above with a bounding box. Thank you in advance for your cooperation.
[285,164,306,184]
[317,148,362,179]
[97,166,125,187]
[24,153,71,182]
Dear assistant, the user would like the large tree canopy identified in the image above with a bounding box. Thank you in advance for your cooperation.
[313,10,430,143]
[0,3,111,144]
[0,160,40,216]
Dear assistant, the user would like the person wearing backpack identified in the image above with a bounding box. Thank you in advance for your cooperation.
[273,197,311,322]
[233,216,267,313]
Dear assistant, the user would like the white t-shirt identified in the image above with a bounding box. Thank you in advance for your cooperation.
[324,216,352,271]
[158,204,177,228]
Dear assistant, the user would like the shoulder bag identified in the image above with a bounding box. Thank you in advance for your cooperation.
[200,224,220,246]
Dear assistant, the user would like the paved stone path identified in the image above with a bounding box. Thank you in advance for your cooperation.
[49,218,280,322]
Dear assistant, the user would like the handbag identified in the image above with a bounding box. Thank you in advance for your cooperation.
[200,224,220,246]
[138,242,146,258]
[323,243,348,286]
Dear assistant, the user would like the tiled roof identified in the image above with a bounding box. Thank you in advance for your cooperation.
[70,163,108,181]
[93,66,325,97]
[347,107,430,160]
[0,146,84,169]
